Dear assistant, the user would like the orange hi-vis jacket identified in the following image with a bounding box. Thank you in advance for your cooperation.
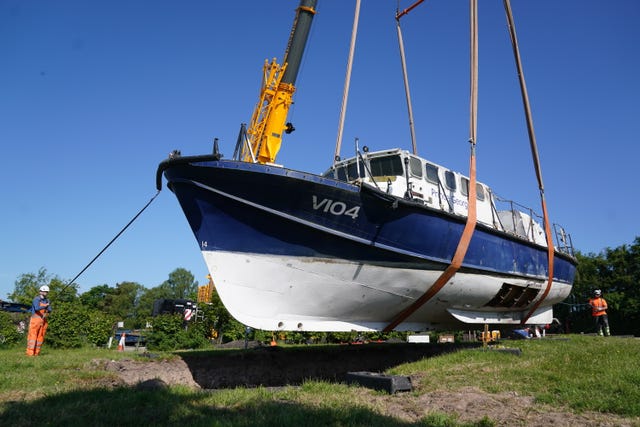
[589,297,608,317]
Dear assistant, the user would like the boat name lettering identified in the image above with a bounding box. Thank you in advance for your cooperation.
[430,189,468,208]
[312,195,360,219]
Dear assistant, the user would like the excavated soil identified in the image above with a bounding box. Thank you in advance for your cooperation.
[102,342,637,426]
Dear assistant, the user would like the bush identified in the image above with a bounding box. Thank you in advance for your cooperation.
[46,302,117,348]
[0,312,26,347]
[146,314,210,351]
[85,311,118,346]
[47,301,87,348]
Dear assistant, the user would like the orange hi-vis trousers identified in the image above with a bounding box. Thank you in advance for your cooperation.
[26,315,48,356]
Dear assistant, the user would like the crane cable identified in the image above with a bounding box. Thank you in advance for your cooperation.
[384,0,478,332]
[334,0,361,164]
[502,0,555,325]
[56,190,161,298]
[395,1,422,155]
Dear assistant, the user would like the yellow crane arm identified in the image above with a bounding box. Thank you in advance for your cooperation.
[244,60,294,163]
[242,0,317,164]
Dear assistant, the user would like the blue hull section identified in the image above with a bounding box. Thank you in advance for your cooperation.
[162,158,576,285]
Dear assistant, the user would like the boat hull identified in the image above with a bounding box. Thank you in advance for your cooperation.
[160,157,576,331]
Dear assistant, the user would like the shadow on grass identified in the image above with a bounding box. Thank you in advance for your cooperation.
[0,343,488,426]
[180,342,480,389]
[0,386,447,427]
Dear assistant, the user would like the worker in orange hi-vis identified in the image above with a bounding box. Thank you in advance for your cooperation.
[25,285,52,356]
[588,289,611,337]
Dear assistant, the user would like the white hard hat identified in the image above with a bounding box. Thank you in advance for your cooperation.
[39,285,50,292]
[594,289,601,296]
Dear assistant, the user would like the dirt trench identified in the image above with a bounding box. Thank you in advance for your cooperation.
[103,342,637,426]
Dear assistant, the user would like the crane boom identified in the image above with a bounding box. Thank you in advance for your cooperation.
[243,0,317,164]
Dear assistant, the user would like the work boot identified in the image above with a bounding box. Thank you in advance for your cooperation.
[597,328,603,336]
[605,327,610,336]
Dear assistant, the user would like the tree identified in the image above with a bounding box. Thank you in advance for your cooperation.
[600,238,640,335]
[9,268,78,305]
[136,268,200,321]
[160,268,198,300]
[557,237,640,336]
[137,285,174,320]
[102,281,144,325]
[79,284,112,310]
[207,286,246,343]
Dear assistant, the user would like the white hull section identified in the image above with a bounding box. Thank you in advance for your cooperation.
[202,251,571,332]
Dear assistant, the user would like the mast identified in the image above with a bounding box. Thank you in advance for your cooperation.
[243,0,317,164]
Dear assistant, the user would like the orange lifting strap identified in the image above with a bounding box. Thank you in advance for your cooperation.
[502,0,555,325]
[383,152,477,332]
[383,0,479,332]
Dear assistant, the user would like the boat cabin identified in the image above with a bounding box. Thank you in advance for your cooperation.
[323,148,550,248]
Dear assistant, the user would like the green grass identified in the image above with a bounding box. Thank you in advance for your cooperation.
[389,335,640,416]
[0,336,638,426]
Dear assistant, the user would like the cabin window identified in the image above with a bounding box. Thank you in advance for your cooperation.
[369,155,404,177]
[409,156,423,178]
[425,163,439,184]
[330,161,365,182]
[444,171,456,190]
[346,160,365,180]
[335,167,347,182]
[461,178,486,201]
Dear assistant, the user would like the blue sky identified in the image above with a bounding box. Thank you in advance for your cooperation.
[1,0,638,300]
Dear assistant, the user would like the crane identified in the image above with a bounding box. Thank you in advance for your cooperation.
[240,0,317,164]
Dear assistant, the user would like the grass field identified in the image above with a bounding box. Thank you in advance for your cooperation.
[0,335,638,426]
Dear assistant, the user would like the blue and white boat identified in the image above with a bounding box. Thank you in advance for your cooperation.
[157,0,576,332]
